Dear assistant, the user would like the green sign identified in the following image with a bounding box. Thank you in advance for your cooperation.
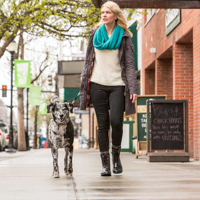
[137,96,166,142]
[138,113,147,141]
[64,88,80,102]
[128,21,138,71]
[14,60,31,88]
[121,121,134,152]
[38,99,47,115]
[29,86,41,105]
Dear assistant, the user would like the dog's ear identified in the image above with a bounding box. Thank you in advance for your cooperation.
[65,102,73,113]
[47,103,55,113]
[48,95,60,113]
[50,95,60,104]
[69,103,73,113]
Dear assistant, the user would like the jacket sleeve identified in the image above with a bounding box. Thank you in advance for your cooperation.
[81,43,89,77]
[81,30,93,77]
[124,35,138,94]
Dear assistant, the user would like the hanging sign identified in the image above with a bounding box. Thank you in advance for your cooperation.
[14,60,31,88]
[38,99,47,115]
[29,86,41,105]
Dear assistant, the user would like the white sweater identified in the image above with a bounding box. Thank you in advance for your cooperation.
[90,47,125,86]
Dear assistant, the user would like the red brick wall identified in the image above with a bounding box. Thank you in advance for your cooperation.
[145,69,155,95]
[156,59,173,100]
[193,18,200,160]
[142,9,197,69]
[142,9,200,158]
[173,43,193,156]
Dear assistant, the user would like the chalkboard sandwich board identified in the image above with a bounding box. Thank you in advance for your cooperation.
[146,100,189,162]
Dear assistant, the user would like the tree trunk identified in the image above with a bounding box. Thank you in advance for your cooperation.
[33,106,39,149]
[0,34,16,58]
[17,32,27,151]
[17,88,26,151]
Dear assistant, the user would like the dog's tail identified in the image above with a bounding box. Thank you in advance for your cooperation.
[72,92,80,105]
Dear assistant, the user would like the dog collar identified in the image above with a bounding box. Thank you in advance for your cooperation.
[59,122,68,125]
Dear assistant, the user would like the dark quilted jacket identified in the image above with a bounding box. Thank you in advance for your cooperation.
[80,28,138,115]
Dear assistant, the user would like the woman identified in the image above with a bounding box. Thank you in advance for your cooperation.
[80,1,138,176]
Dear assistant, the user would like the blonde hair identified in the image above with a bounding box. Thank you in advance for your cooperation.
[95,1,132,37]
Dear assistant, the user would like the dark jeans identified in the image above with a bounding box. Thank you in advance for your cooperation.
[90,82,125,152]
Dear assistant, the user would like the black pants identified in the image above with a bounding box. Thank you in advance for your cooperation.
[90,82,125,152]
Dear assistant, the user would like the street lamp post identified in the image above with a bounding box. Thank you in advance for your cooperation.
[5,41,18,153]
[26,88,29,150]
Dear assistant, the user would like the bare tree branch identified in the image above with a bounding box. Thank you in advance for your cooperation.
[31,65,49,84]
[39,52,49,71]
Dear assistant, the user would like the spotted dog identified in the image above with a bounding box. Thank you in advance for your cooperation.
[47,96,74,178]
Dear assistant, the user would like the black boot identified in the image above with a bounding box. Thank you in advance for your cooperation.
[100,152,111,176]
[112,145,123,174]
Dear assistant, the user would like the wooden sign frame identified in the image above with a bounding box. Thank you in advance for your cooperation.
[146,100,189,162]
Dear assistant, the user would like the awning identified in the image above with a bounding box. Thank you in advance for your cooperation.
[92,0,200,9]
[64,88,80,102]
[128,21,138,71]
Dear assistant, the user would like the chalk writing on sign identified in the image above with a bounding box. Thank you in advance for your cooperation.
[141,114,147,139]
[151,103,184,150]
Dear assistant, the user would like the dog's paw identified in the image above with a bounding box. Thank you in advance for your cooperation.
[52,172,60,178]
[64,169,68,176]
[66,172,73,177]
[65,170,73,177]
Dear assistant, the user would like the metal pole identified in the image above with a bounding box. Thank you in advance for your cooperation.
[26,88,29,150]
[147,100,150,153]
[33,106,38,149]
[185,100,188,153]
[6,51,16,153]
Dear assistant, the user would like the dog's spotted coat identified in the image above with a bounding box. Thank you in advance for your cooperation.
[47,96,74,178]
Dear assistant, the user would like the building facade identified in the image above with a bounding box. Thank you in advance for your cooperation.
[142,9,200,159]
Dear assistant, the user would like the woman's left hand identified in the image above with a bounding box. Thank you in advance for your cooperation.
[130,94,138,103]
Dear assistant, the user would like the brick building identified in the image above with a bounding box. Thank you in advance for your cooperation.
[142,9,200,159]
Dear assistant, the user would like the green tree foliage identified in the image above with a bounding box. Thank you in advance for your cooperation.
[0,0,100,58]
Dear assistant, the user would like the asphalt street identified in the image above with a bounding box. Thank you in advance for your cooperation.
[0,148,200,200]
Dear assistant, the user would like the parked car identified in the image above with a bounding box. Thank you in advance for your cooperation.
[0,123,18,149]
[0,128,6,151]
[2,126,9,148]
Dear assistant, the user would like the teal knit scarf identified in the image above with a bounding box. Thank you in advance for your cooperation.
[93,24,124,50]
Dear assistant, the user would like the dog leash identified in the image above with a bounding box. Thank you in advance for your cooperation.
[71,92,80,105]
[60,92,79,125]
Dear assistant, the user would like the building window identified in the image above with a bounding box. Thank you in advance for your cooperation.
[144,9,155,26]
[165,9,181,35]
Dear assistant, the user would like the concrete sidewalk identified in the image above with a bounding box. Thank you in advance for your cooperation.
[0,149,200,200]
